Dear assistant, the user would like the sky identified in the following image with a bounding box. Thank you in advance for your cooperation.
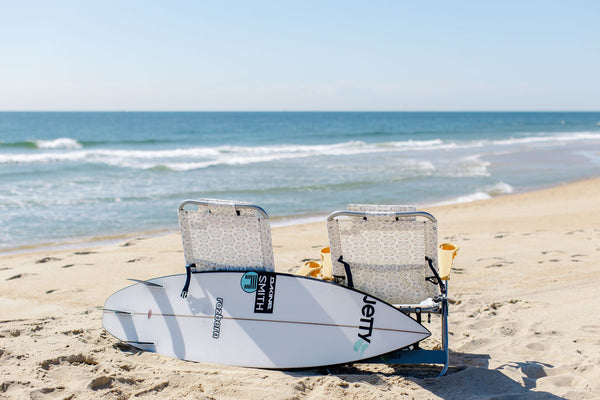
[1,1,599,111]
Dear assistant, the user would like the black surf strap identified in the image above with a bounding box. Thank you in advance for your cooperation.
[180,263,195,298]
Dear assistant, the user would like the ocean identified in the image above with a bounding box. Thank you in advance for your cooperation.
[1,112,600,251]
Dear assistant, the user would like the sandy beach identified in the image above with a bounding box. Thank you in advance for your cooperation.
[1,178,599,400]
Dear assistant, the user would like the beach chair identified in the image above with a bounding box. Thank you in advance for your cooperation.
[327,204,458,376]
[178,198,275,298]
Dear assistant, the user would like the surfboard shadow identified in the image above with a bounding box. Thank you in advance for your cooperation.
[148,285,188,359]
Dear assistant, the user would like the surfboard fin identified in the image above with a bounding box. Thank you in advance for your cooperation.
[127,278,163,288]
[102,308,133,315]
[125,341,156,352]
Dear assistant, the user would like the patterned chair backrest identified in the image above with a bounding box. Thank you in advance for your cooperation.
[327,205,438,305]
[347,204,417,214]
[178,199,275,272]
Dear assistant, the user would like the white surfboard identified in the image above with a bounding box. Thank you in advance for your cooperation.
[103,271,430,368]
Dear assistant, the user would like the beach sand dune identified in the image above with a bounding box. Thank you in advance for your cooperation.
[1,178,599,399]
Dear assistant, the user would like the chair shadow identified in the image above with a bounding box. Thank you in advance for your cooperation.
[284,352,567,400]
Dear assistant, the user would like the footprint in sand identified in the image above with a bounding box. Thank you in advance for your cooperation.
[121,237,147,247]
[133,381,170,397]
[40,354,98,371]
[477,256,503,262]
[6,273,38,281]
[581,325,600,334]
[526,342,548,351]
[565,230,585,235]
[570,254,586,263]
[29,387,68,400]
[36,257,61,264]
[88,376,113,390]
[484,259,514,268]
[541,250,564,255]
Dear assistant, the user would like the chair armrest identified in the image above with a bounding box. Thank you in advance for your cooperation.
[438,243,459,280]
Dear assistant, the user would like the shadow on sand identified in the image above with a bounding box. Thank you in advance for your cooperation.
[286,352,567,400]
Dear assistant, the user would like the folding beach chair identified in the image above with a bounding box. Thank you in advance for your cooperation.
[178,198,275,297]
[327,204,458,376]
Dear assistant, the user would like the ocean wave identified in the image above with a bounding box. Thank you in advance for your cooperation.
[486,181,514,196]
[0,141,39,149]
[0,137,83,150]
[0,137,178,150]
[0,140,434,169]
[460,155,491,177]
[435,155,491,178]
[2,131,600,170]
[433,181,514,206]
[490,132,600,146]
[35,138,83,149]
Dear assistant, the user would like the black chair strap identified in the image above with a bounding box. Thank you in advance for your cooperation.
[338,256,354,288]
[425,256,446,295]
[180,263,195,298]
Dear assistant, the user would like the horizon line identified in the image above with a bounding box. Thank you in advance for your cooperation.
[1,110,600,113]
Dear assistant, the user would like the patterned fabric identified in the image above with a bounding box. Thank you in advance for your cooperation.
[347,204,416,213]
[178,198,275,272]
[327,206,438,305]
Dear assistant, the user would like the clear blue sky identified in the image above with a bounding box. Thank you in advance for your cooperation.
[1,1,599,111]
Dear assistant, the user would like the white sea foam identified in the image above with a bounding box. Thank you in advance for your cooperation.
[441,191,492,205]
[491,132,600,146]
[460,155,491,177]
[436,155,491,178]
[34,138,82,149]
[0,140,422,168]
[3,132,600,170]
[486,181,514,196]
[432,181,515,206]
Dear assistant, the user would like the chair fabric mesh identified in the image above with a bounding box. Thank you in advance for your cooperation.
[328,209,438,305]
[178,199,274,272]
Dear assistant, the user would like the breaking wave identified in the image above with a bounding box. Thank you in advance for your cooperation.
[0,140,444,169]
[0,137,83,150]
[2,131,600,171]
[34,138,83,149]
[433,181,515,206]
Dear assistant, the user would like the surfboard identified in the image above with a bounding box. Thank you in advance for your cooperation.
[102,271,430,368]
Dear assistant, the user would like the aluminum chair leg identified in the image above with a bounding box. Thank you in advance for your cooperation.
[437,298,450,377]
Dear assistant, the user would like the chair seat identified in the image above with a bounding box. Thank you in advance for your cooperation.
[394,297,440,313]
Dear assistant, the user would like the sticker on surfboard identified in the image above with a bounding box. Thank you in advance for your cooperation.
[241,272,259,293]
[241,271,277,314]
